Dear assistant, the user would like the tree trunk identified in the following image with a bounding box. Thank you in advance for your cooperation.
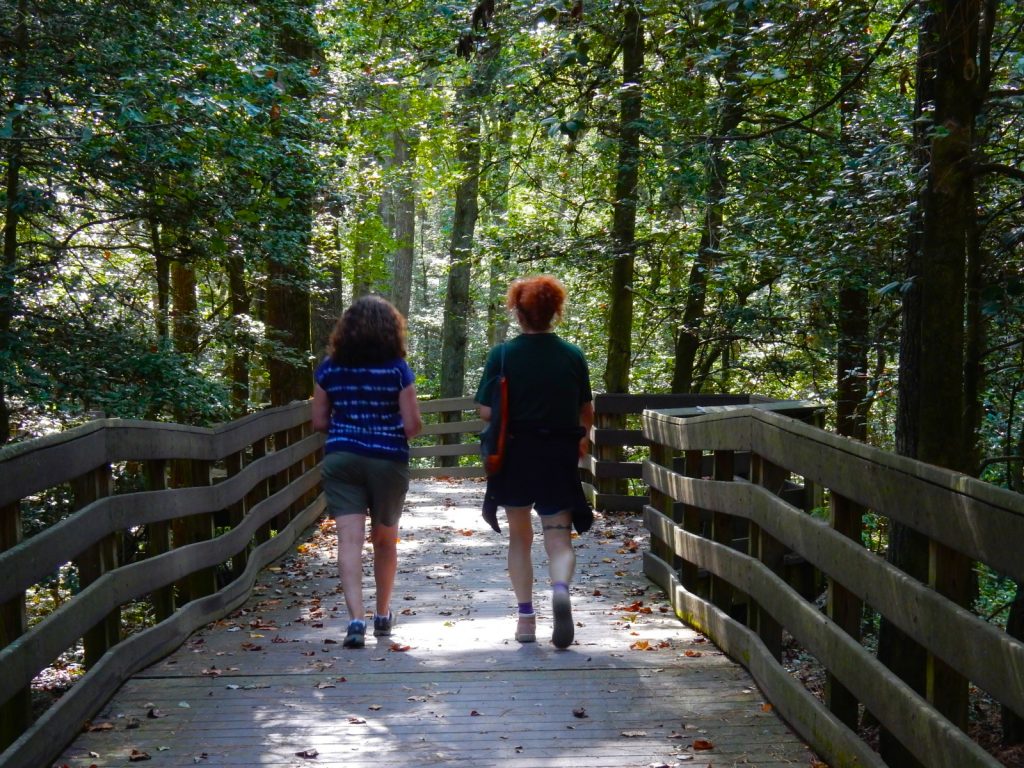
[603,0,643,395]
[0,0,28,446]
[485,118,513,347]
[671,6,744,394]
[881,4,981,761]
[171,251,199,358]
[439,20,500,403]
[227,253,250,418]
[263,5,317,407]
[389,128,416,318]
[149,216,170,343]
[439,97,480,400]
[835,2,871,442]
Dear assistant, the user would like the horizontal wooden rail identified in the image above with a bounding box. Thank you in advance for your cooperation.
[641,405,1024,768]
[0,402,324,768]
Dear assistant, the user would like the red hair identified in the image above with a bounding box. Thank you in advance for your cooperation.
[507,275,567,332]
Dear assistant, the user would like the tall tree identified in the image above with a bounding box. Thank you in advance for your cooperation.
[881,2,986,761]
[671,4,746,394]
[603,0,643,394]
[439,0,499,401]
[262,2,322,406]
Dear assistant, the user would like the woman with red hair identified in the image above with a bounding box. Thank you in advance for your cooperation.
[475,275,594,649]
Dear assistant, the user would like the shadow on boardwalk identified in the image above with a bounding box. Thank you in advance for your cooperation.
[56,479,821,768]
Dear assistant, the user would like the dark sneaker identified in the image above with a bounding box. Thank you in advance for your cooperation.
[551,590,574,649]
[373,611,395,637]
[343,619,366,648]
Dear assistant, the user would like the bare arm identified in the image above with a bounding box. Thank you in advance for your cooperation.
[578,400,594,458]
[477,404,492,422]
[400,384,423,439]
[312,385,332,433]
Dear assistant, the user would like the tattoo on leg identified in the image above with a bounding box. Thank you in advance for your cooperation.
[542,522,572,532]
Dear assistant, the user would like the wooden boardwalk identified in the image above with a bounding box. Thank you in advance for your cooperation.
[55,479,820,768]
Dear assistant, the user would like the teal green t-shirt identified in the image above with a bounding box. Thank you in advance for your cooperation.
[474,333,592,426]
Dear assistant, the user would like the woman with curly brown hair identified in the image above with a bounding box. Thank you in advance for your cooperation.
[312,295,423,649]
[475,275,594,649]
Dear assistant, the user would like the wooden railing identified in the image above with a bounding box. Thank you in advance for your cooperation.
[641,405,1024,768]
[582,393,820,511]
[0,402,323,768]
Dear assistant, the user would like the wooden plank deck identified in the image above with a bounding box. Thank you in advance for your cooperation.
[55,479,821,768]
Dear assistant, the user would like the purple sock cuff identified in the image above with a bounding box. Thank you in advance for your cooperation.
[552,581,569,593]
[518,602,534,615]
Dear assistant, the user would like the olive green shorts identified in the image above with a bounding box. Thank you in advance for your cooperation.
[321,451,410,528]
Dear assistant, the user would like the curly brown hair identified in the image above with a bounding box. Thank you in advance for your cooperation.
[328,295,408,365]
[507,275,567,332]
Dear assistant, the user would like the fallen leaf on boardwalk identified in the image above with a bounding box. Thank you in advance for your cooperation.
[147,708,164,719]
[470,710,482,716]
[225,684,240,690]
[572,707,588,718]
[294,748,319,758]
[631,640,650,650]
[369,704,382,711]
[201,667,221,676]
[324,638,338,644]
[315,682,335,689]
[400,608,415,616]
[458,529,474,536]
[87,721,115,731]
[811,762,828,768]
[761,702,773,713]
[622,730,648,737]
[193,753,208,762]
[128,749,151,762]
[389,642,412,652]
[240,642,262,651]
[125,717,141,729]
[272,635,289,644]
[301,650,316,656]
[693,738,714,750]
[348,716,366,724]
[177,701,191,708]
[592,589,603,596]
[684,650,702,657]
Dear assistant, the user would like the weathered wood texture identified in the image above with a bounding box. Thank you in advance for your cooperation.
[0,403,324,767]
[642,405,1024,768]
[583,395,819,512]
[53,480,819,767]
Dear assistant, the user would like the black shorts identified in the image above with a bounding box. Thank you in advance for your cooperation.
[483,423,588,516]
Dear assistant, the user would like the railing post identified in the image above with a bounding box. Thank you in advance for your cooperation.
[186,459,217,599]
[680,449,703,596]
[144,459,174,621]
[751,455,785,660]
[827,492,863,729]
[648,442,677,568]
[250,437,271,546]
[72,465,119,669]
[271,428,293,531]
[594,409,624,508]
[171,459,216,603]
[928,541,971,731]
[0,500,31,750]
[224,450,248,581]
[709,449,734,613]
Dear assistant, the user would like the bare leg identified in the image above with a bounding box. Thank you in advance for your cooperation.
[335,514,367,621]
[543,510,576,648]
[370,522,399,617]
[541,510,575,586]
[505,506,535,604]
